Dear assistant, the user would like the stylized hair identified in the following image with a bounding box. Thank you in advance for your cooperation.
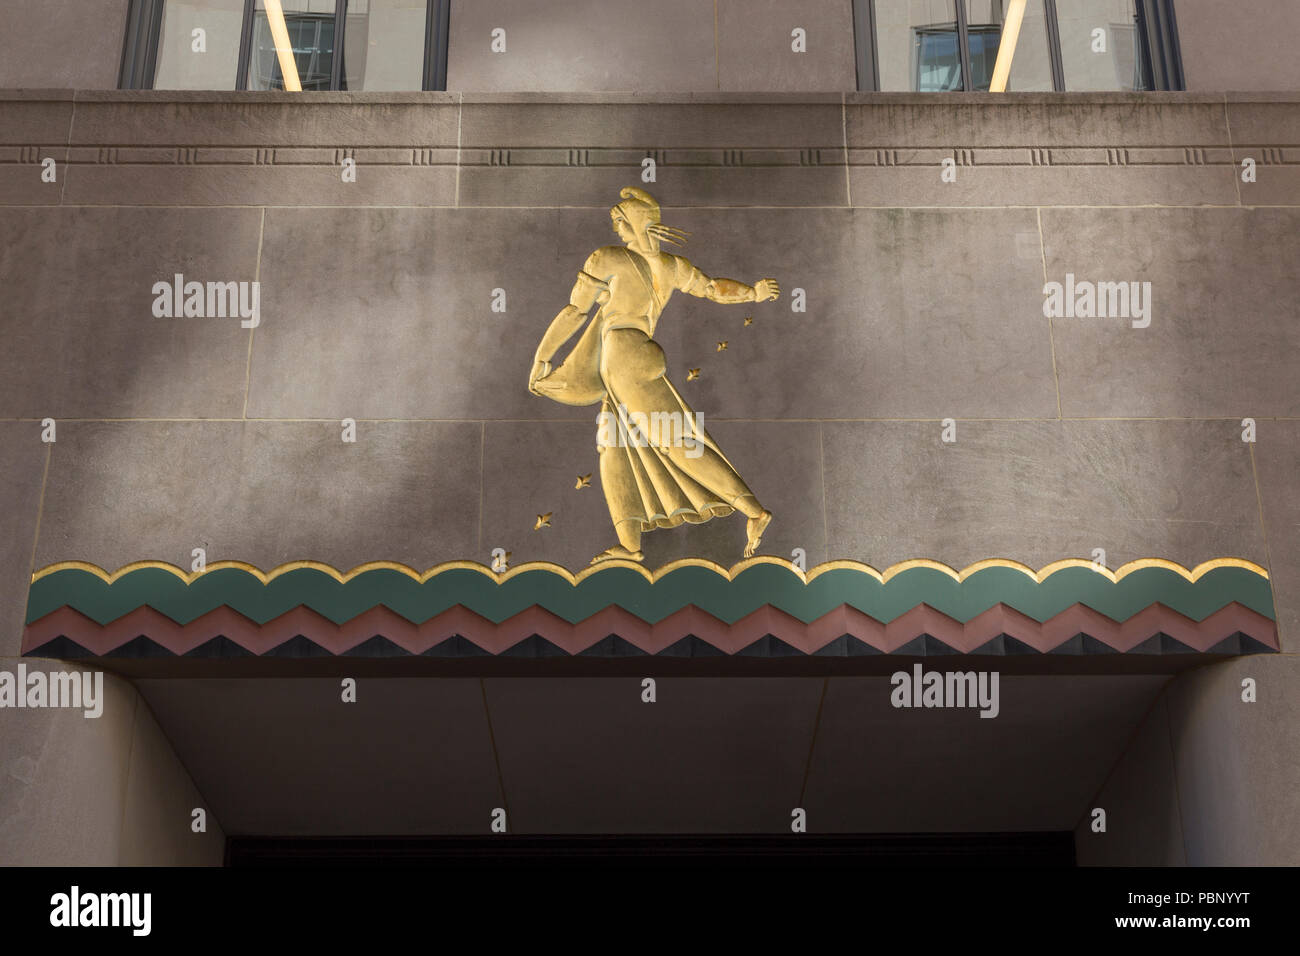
[613,186,690,250]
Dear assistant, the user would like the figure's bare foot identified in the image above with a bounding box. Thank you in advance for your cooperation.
[743,510,772,558]
[590,546,644,565]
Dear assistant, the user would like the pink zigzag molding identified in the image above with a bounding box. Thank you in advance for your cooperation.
[21,601,1279,656]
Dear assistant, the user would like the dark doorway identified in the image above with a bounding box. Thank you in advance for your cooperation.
[227,832,1076,868]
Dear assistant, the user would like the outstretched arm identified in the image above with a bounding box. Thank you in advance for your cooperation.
[699,277,781,305]
[676,258,780,305]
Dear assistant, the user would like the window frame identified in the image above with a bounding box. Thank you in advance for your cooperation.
[852,0,1184,92]
[120,0,452,91]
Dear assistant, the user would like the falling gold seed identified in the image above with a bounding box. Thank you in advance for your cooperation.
[575,473,592,489]
[686,368,701,381]
[716,341,728,352]
[534,513,552,530]
[743,316,754,326]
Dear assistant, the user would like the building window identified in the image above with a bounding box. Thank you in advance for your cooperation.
[912,24,963,92]
[247,2,337,91]
[120,0,450,91]
[1055,0,1149,90]
[853,0,1183,92]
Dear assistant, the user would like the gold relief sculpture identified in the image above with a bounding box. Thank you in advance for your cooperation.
[528,187,780,565]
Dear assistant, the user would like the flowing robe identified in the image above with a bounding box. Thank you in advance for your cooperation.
[537,244,757,532]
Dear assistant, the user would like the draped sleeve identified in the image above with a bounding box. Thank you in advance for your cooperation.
[670,254,710,296]
[576,255,610,297]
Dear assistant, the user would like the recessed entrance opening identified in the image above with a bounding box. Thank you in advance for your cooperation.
[227,832,1076,867]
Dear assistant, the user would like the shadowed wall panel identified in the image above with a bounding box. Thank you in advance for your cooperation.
[0,0,130,89]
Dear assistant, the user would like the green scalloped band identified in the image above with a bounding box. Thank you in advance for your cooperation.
[26,562,1275,628]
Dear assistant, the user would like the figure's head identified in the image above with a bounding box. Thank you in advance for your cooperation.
[610,187,689,254]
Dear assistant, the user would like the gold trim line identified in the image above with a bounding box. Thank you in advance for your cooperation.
[30,556,1270,586]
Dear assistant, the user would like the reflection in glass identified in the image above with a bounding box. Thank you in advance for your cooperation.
[965,0,1054,91]
[878,1,960,91]
[343,0,427,91]
[153,0,245,90]
[914,26,963,91]
[1055,0,1147,90]
[247,0,337,91]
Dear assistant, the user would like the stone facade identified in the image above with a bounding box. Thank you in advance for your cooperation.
[0,1,1297,865]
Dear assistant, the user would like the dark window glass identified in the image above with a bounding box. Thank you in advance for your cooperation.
[966,26,1001,89]
[913,26,963,91]
[865,0,1173,92]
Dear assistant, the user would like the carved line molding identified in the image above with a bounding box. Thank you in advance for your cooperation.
[0,145,1296,169]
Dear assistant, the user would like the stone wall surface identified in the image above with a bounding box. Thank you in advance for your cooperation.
[0,663,226,865]
[0,0,129,91]
[1177,0,1300,93]
[1076,655,1300,866]
[446,0,857,93]
[0,91,1296,859]
[1,92,1295,641]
